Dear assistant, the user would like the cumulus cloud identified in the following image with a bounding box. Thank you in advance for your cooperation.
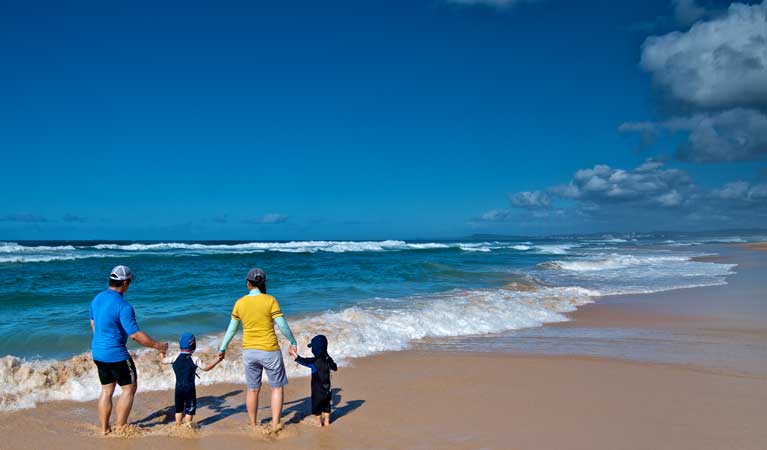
[640,1,767,110]
[509,190,551,208]
[475,209,513,222]
[622,108,767,162]
[476,159,767,230]
[550,160,693,208]
[670,108,767,162]
[672,0,707,25]
[713,180,767,202]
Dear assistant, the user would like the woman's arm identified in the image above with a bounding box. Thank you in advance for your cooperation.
[274,316,297,347]
[219,318,240,353]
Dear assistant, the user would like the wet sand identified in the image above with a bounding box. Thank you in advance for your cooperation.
[0,244,765,450]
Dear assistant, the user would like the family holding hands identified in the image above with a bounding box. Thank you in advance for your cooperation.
[89,265,337,435]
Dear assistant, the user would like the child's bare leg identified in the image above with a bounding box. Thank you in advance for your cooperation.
[175,413,183,424]
[315,415,322,427]
[322,412,331,426]
[184,415,194,423]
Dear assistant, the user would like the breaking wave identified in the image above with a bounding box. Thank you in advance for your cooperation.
[0,284,596,411]
[0,240,547,264]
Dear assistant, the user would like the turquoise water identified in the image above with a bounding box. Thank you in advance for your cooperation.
[0,232,759,410]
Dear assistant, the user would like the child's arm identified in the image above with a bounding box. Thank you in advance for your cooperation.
[199,354,224,372]
[160,353,175,364]
[294,355,317,370]
[328,356,338,372]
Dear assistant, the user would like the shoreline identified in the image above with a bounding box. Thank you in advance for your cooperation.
[0,243,765,449]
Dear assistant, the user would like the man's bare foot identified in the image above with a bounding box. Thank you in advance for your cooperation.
[101,426,112,436]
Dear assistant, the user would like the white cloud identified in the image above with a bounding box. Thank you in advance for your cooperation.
[477,160,767,230]
[550,160,693,208]
[672,0,707,25]
[640,1,767,110]
[622,108,767,162]
[477,209,513,222]
[509,190,551,208]
[670,108,767,162]
[713,181,767,202]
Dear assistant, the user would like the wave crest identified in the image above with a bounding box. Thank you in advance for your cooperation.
[0,285,597,411]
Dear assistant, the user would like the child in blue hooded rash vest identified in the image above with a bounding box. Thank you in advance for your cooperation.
[161,333,223,425]
[289,335,338,427]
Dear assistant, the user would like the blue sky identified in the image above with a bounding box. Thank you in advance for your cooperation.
[1,0,765,239]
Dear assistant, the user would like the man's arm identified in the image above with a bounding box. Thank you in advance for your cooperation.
[121,304,168,353]
[130,331,169,353]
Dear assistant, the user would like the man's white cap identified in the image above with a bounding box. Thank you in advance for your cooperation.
[109,265,133,281]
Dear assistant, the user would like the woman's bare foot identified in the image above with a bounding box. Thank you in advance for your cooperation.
[101,426,112,436]
[269,422,284,435]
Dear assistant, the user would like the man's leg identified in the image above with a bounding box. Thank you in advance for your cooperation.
[114,383,136,427]
[246,387,260,428]
[97,383,116,434]
[270,386,284,430]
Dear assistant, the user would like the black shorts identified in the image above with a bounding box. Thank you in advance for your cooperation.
[311,389,332,415]
[175,385,197,415]
[94,358,137,386]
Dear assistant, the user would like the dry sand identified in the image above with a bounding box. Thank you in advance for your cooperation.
[1,243,766,450]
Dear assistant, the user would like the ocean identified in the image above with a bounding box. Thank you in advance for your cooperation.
[0,232,760,410]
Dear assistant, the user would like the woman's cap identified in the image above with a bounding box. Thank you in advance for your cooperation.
[109,265,133,281]
[246,268,266,282]
[179,333,196,350]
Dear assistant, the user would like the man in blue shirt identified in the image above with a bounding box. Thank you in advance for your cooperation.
[89,265,168,435]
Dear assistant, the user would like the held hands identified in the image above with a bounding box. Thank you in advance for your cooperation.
[217,351,226,361]
[288,346,297,358]
[156,342,169,354]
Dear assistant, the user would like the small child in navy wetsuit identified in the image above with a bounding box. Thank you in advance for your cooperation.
[161,333,223,425]
[289,334,338,427]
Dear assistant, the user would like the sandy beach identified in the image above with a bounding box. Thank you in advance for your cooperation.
[1,244,765,450]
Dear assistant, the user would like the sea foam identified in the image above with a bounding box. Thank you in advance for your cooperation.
[0,284,597,411]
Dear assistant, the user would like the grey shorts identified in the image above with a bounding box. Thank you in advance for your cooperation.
[242,349,288,389]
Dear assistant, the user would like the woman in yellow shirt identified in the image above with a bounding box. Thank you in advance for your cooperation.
[218,268,298,433]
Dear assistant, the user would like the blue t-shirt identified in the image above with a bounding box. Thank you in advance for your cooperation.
[89,289,140,363]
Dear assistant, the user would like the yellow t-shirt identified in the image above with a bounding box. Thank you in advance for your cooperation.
[231,293,283,351]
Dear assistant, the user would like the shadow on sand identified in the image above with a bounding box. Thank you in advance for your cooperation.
[133,389,243,428]
[281,388,365,425]
[134,388,364,429]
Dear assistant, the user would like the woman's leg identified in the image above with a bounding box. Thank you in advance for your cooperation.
[270,386,284,430]
[246,387,260,427]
